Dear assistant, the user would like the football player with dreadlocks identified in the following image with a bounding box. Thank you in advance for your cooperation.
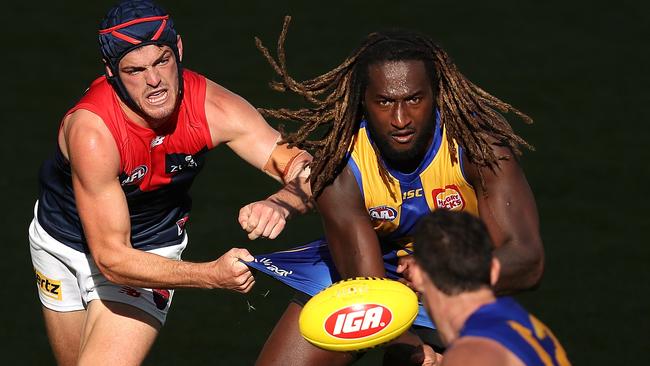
[29,3,312,365]
[248,17,544,365]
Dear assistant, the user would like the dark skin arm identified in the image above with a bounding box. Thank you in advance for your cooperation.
[463,142,544,293]
[317,166,438,365]
[316,166,386,278]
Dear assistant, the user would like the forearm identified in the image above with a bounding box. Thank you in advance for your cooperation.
[266,176,314,218]
[493,240,544,294]
[93,246,217,289]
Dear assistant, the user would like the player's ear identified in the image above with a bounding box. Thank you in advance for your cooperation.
[490,257,500,287]
[176,35,183,62]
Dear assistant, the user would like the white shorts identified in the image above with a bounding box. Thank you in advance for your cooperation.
[29,206,187,325]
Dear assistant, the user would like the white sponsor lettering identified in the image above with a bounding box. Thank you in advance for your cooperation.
[333,307,384,335]
[258,258,293,277]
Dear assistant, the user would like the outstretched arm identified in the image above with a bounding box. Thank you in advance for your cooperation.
[316,166,385,278]
[63,109,255,292]
[204,79,313,240]
[463,143,544,293]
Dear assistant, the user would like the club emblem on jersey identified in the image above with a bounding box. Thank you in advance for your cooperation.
[121,165,148,185]
[432,185,465,210]
[368,206,398,221]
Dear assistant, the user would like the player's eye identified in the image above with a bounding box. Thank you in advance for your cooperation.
[378,100,392,107]
[407,96,421,104]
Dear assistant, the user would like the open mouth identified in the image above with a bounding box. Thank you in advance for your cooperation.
[145,89,168,105]
[391,130,416,144]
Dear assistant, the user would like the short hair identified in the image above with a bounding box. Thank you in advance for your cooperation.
[413,210,493,295]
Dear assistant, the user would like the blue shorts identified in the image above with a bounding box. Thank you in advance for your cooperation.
[246,238,435,329]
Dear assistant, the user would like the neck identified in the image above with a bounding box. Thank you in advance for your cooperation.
[438,288,496,344]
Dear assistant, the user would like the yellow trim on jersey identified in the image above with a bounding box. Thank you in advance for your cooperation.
[349,123,478,240]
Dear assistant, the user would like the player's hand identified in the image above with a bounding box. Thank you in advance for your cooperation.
[212,248,255,293]
[238,199,290,240]
[396,255,418,291]
[414,344,443,366]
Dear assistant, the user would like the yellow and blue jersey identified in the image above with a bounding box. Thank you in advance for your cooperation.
[347,112,478,258]
[247,113,478,329]
[460,297,571,366]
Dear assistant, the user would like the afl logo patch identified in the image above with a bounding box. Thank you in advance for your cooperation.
[121,165,148,185]
[432,185,465,210]
[368,206,398,221]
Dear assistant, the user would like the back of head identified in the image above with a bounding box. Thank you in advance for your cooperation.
[98,0,182,110]
[414,210,493,295]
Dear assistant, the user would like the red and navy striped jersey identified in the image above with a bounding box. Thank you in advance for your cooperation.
[37,69,212,252]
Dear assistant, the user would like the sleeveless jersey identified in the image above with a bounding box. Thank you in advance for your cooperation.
[347,111,478,259]
[37,69,213,252]
[247,112,478,329]
[460,297,571,366]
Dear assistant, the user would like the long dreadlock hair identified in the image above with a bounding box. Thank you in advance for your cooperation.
[256,16,533,198]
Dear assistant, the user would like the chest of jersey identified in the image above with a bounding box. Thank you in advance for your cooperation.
[348,120,478,244]
[117,124,208,194]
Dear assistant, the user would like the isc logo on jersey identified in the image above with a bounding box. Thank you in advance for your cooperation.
[368,206,398,221]
[121,165,148,185]
[324,304,392,339]
[432,185,465,210]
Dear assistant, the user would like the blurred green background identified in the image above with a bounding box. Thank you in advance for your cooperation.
[2,0,648,364]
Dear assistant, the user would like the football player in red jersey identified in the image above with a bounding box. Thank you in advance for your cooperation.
[29,2,312,365]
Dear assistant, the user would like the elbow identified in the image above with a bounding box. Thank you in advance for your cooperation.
[92,251,124,284]
[523,240,545,290]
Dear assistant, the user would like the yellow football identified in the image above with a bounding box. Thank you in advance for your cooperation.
[298,277,419,352]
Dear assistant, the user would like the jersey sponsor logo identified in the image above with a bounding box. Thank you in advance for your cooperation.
[432,185,465,210]
[150,136,165,149]
[176,216,189,236]
[402,188,423,200]
[35,269,62,301]
[368,206,398,221]
[119,286,142,298]
[325,304,392,339]
[257,258,293,277]
[168,154,198,173]
[121,165,148,185]
[153,289,171,310]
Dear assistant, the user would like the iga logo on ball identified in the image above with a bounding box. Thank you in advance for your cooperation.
[325,304,392,339]
[299,278,418,351]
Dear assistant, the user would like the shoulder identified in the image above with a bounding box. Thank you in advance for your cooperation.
[203,77,266,145]
[204,78,257,119]
[443,336,522,366]
[460,133,523,187]
[62,109,119,169]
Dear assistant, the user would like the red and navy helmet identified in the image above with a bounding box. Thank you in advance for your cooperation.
[99,0,183,112]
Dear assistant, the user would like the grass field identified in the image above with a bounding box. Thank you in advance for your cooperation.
[2,0,648,364]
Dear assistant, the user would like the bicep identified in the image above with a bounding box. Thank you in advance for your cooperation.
[66,113,131,258]
[464,146,540,250]
[204,81,280,170]
[317,166,385,278]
